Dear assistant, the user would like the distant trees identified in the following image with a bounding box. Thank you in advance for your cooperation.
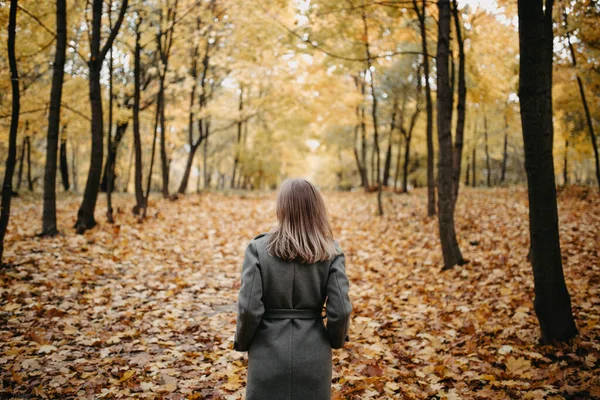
[517,0,578,343]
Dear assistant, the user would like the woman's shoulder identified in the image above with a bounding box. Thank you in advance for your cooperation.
[253,232,269,241]
[248,232,269,250]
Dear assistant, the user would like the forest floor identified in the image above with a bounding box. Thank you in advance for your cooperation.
[0,187,599,399]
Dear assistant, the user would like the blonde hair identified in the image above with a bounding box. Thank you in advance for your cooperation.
[267,178,338,264]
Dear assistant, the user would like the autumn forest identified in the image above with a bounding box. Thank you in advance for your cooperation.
[0,0,599,398]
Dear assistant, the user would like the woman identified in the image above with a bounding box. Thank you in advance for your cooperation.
[234,178,352,400]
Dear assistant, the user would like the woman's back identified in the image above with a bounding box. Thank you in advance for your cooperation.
[234,179,352,400]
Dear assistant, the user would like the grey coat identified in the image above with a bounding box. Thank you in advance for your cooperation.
[234,233,352,400]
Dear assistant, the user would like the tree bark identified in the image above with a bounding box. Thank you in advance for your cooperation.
[133,19,144,214]
[517,0,578,343]
[563,138,569,186]
[17,131,27,190]
[100,121,128,192]
[436,0,464,270]
[75,0,128,233]
[451,0,467,202]
[59,125,69,191]
[0,0,20,263]
[106,3,115,224]
[41,0,67,236]
[26,133,32,191]
[159,77,169,198]
[413,0,436,216]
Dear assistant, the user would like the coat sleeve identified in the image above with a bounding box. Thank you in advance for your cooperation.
[233,241,264,352]
[325,250,352,349]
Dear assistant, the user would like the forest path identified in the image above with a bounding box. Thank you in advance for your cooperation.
[1,188,599,399]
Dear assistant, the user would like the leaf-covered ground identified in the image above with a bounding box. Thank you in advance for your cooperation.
[1,188,599,399]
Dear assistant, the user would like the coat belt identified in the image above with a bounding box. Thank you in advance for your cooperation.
[263,308,323,319]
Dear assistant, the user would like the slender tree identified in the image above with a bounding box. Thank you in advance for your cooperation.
[1,0,20,263]
[413,0,436,216]
[231,88,244,188]
[178,16,206,194]
[563,138,569,186]
[471,145,476,187]
[451,0,467,201]
[362,11,383,216]
[500,112,509,184]
[484,114,492,187]
[106,1,115,223]
[157,0,179,199]
[75,0,128,233]
[517,0,578,343]
[59,125,70,191]
[132,16,145,214]
[382,97,398,187]
[436,0,465,270]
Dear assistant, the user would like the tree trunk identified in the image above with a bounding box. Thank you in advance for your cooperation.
[563,138,569,186]
[26,133,32,191]
[465,157,470,186]
[157,1,178,199]
[60,135,69,191]
[472,145,476,187]
[436,0,464,270]
[484,115,491,187]
[159,77,169,198]
[363,12,383,215]
[0,0,20,263]
[43,28,65,211]
[100,121,128,192]
[17,134,26,190]
[178,28,201,195]
[231,88,244,188]
[133,20,144,214]
[451,0,467,202]
[501,113,509,183]
[143,93,161,219]
[75,0,128,233]
[393,133,403,191]
[413,0,436,216]
[402,135,411,193]
[106,5,115,224]
[383,103,397,187]
[360,78,369,190]
[517,0,578,344]
[179,141,202,194]
[203,130,210,189]
[353,120,366,189]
